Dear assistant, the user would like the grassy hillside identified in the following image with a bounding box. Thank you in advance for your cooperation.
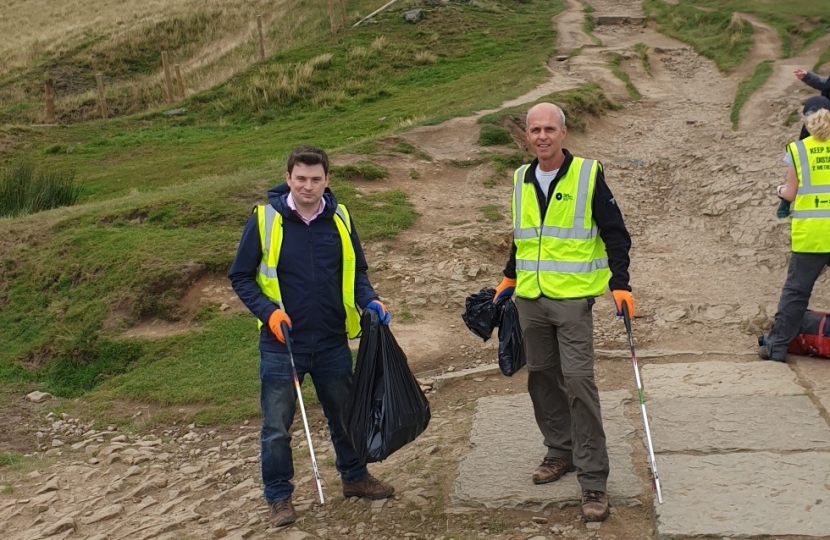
[0,0,567,425]
[644,0,830,69]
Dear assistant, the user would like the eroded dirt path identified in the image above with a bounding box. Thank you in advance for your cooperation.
[3,1,830,539]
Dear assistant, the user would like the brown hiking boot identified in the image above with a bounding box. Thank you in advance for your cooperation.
[342,473,395,500]
[581,490,609,522]
[268,496,296,528]
[532,457,575,485]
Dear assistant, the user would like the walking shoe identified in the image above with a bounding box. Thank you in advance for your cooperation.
[268,496,296,528]
[532,457,575,485]
[758,346,785,362]
[581,490,610,522]
[342,474,395,500]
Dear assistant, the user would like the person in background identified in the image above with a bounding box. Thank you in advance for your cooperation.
[760,106,830,362]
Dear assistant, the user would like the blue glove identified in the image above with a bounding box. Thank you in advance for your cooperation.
[776,199,791,219]
[366,300,391,325]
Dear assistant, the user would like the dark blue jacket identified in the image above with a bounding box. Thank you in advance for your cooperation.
[229,184,379,354]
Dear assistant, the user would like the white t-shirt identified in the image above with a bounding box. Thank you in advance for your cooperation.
[536,167,559,201]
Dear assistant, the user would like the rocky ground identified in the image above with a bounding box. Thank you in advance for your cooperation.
[3,0,830,539]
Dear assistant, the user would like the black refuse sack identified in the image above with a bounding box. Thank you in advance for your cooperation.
[346,310,431,463]
[461,287,500,341]
[497,299,526,377]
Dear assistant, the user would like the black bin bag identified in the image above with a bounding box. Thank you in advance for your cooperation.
[497,298,526,377]
[461,287,499,341]
[346,310,431,463]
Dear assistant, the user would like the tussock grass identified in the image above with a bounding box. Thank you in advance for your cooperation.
[0,452,22,468]
[330,161,389,181]
[607,53,641,100]
[634,43,651,76]
[414,51,438,65]
[478,124,513,146]
[731,60,773,130]
[479,205,503,221]
[0,161,81,217]
[478,84,620,132]
[643,0,753,72]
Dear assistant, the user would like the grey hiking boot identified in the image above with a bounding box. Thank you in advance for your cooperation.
[758,346,785,362]
[268,496,296,528]
[532,457,575,485]
[581,490,610,522]
[342,473,395,500]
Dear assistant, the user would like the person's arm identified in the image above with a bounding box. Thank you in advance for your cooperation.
[778,166,798,202]
[348,217,380,309]
[802,71,828,92]
[502,242,517,280]
[593,166,632,291]
[228,214,279,324]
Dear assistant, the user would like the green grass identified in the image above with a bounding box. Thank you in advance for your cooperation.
[815,45,830,72]
[583,14,602,46]
[643,0,754,72]
[478,124,513,146]
[0,0,572,425]
[676,0,830,58]
[0,452,22,467]
[731,60,774,129]
[331,161,389,181]
[479,205,503,221]
[634,43,651,76]
[0,161,81,217]
[607,54,641,99]
[478,84,621,132]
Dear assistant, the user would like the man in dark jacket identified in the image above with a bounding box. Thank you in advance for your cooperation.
[229,146,394,528]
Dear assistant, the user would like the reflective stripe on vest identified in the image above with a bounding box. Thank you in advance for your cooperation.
[255,203,361,339]
[787,138,830,253]
[512,158,610,299]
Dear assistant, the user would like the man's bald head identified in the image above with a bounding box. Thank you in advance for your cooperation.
[526,103,566,129]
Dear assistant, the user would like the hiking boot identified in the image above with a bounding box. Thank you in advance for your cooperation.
[532,457,575,485]
[581,490,609,522]
[758,346,785,363]
[268,496,296,528]
[342,474,395,500]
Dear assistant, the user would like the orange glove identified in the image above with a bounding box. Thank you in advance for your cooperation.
[493,277,517,303]
[612,290,635,318]
[268,309,292,343]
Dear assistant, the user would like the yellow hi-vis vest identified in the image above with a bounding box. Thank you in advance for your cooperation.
[787,137,830,253]
[254,203,361,339]
[512,158,610,299]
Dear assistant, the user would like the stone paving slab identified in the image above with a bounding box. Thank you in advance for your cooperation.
[641,361,804,399]
[656,452,830,539]
[795,357,830,413]
[451,390,641,510]
[649,395,830,453]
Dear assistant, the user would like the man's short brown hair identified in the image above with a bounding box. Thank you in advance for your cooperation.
[286,146,329,175]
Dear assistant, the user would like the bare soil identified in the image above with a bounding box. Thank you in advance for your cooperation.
[3,1,830,539]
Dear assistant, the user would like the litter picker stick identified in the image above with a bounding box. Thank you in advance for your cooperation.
[281,321,325,504]
[621,302,664,504]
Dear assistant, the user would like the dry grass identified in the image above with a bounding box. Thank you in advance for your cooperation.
[0,0,337,122]
[414,51,438,65]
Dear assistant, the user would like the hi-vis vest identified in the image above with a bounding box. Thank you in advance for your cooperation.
[254,203,361,339]
[512,158,610,299]
[787,137,830,253]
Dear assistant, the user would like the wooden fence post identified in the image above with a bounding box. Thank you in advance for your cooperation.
[44,79,55,124]
[327,0,337,34]
[161,51,174,103]
[256,15,265,60]
[174,64,185,98]
[339,0,347,29]
[95,72,108,119]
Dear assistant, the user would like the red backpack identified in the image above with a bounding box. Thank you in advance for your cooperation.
[788,311,830,358]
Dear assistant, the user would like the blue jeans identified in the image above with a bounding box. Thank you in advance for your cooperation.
[260,343,367,503]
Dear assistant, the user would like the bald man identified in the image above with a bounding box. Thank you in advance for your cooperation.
[492,103,633,522]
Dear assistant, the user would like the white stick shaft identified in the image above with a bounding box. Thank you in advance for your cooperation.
[294,376,325,504]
